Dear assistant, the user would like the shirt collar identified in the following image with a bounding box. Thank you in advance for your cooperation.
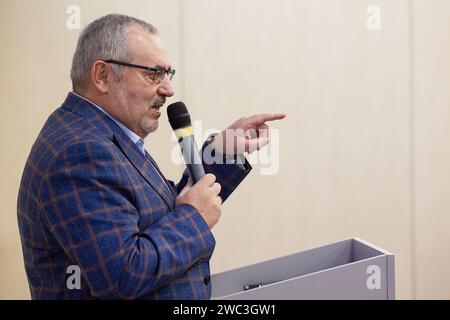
[71,91,146,155]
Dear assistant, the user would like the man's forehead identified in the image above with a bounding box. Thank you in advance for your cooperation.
[126,25,170,67]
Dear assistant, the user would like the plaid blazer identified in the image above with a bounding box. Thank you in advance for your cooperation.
[17,92,251,300]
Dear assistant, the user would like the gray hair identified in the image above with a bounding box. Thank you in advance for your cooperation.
[70,14,158,92]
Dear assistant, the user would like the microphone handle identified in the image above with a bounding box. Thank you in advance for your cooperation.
[179,135,205,183]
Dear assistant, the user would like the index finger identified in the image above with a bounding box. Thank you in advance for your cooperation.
[249,113,286,125]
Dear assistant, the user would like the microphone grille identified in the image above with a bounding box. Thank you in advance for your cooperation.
[167,101,192,130]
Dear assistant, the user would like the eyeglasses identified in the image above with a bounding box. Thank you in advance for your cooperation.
[104,59,176,84]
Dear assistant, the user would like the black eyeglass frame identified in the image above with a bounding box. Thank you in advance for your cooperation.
[104,59,176,83]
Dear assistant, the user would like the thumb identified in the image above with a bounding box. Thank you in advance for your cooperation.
[197,173,216,187]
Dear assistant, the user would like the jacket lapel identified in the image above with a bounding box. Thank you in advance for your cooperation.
[145,151,178,199]
[112,132,176,211]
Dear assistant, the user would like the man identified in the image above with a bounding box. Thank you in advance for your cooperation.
[17,14,285,299]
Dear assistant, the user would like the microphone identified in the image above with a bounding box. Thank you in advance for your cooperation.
[167,101,205,183]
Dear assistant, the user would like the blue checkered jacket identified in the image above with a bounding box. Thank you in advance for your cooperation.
[17,92,251,299]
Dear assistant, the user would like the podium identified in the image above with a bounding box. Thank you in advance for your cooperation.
[211,238,395,300]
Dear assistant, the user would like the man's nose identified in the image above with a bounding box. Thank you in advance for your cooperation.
[157,76,174,97]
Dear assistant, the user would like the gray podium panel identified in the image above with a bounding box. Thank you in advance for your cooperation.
[211,238,395,300]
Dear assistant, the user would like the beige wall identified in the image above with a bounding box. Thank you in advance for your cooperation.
[0,0,449,299]
[413,0,450,299]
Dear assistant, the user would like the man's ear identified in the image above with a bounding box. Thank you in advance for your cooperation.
[90,60,110,94]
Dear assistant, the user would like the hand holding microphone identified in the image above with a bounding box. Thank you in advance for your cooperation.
[168,101,222,229]
[176,174,222,229]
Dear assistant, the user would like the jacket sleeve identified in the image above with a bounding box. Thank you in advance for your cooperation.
[38,140,215,299]
[174,139,252,201]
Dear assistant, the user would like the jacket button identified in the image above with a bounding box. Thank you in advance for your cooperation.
[203,276,210,285]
